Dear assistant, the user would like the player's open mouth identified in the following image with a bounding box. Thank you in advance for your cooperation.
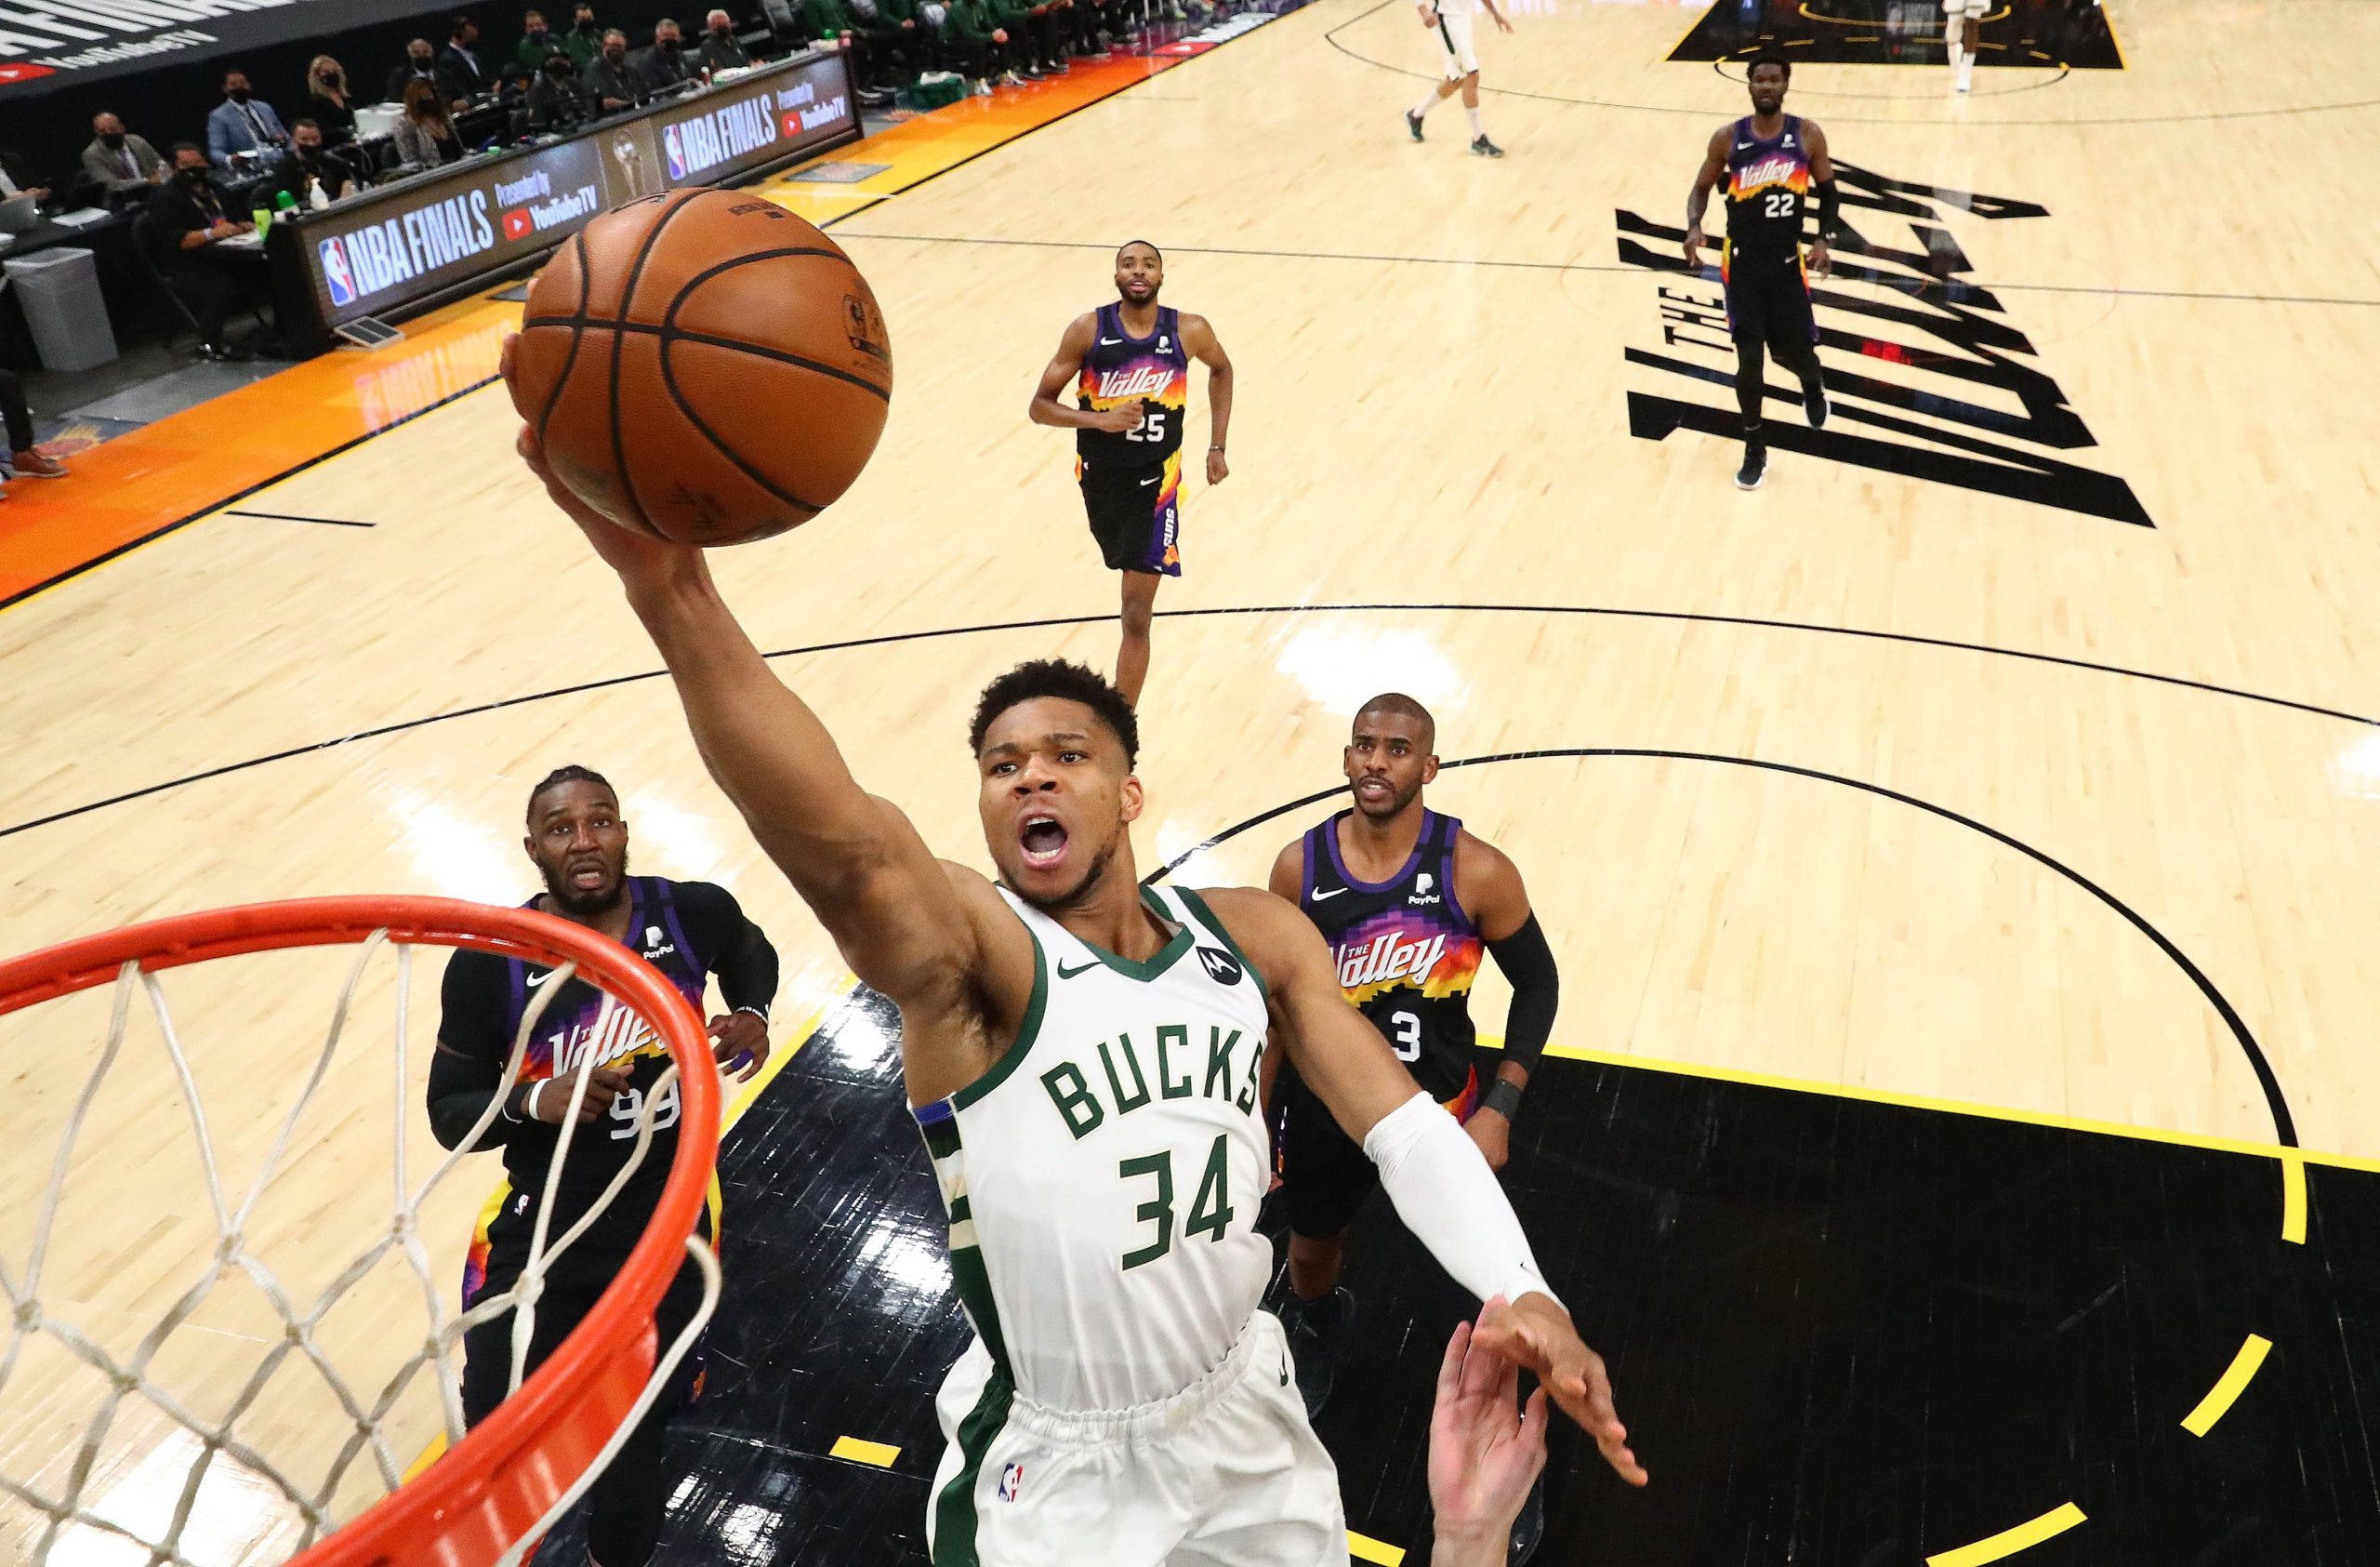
[568,863,607,888]
[1357,777,1392,799]
[1020,815,1068,869]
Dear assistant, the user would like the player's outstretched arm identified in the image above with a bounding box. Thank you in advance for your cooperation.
[1683,125,1727,271]
[508,406,973,1009]
[1202,885,1646,1486]
[1182,312,1233,485]
[1028,311,1141,433]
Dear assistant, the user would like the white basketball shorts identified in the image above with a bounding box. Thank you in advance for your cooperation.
[1942,0,1987,18]
[924,1311,1346,1567]
[1432,3,1478,79]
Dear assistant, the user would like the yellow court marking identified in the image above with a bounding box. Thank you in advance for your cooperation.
[1347,1529,1407,1566]
[1509,1038,2380,1178]
[2181,1335,2274,1438]
[2281,1151,2307,1244]
[828,1434,903,1467]
[1925,1502,2087,1567]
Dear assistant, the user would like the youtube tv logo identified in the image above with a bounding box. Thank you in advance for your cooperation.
[0,62,55,84]
[501,207,534,241]
[780,111,803,138]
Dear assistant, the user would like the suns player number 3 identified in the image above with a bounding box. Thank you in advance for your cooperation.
[1118,1135,1234,1269]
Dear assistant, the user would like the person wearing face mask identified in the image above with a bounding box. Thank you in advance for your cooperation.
[81,113,165,200]
[271,120,360,208]
[580,28,639,111]
[143,144,265,362]
[526,51,592,132]
[394,79,468,165]
[205,69,288,167]
[304,56,359,143]
[440,13,490,96]
[629,18,694,94]
[561,3,603,66]
[386,39,465,108]
[689,8,750,73]
[515,8,556,70]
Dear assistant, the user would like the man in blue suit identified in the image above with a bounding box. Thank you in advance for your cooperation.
[205,69,288,166]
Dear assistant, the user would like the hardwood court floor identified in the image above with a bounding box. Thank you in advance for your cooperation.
[6,1,2380,1561]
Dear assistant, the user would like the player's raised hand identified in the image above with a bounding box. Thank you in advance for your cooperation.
[708,1011,771,1082]
[507,342,703,583]
[1097,396,1147,434]
[1471,1292,1646,1486]
[1430,1307,1549,1566]
[1682,226,1706,273]
[529,1064,636,1124]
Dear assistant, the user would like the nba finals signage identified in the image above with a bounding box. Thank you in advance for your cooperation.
[1615,164,2151,527]
[287,51,856,334]
[0,0,390,91]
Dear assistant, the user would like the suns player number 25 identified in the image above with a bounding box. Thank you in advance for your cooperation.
[1125,408,1167,445]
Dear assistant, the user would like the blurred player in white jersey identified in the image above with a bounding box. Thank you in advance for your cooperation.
[1405,0,1510,157]
[1944,0,1983,92]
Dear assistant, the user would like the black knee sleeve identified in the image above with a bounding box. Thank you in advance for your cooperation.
[1735,340,1766,431]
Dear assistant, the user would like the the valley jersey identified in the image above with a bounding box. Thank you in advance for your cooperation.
[1723,113,1812,257]
[1075,302,1190,468]
[913,883,1274,1412]
[1298,809,1487,1103]
[437,877,739,1248]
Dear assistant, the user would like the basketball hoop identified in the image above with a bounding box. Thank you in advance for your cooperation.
[0,896,723,1567]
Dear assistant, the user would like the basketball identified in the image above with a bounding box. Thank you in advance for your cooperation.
[505,187,893,547]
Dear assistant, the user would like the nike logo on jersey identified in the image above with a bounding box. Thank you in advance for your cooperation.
[1310,887,1348,901]
[1734,142,1752,152]
[1056,957,1103,979]
[1139,476,1159,487]
[1099,337,1123,345]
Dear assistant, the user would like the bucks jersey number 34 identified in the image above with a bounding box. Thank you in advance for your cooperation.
[912,883,1276,1412]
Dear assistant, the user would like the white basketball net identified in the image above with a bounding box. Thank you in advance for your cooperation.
[0,929,720,1567]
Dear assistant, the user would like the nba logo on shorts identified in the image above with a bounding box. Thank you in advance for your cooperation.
[664,126,689,180]
[998,1462,1023,1502]
[319,237,357,307]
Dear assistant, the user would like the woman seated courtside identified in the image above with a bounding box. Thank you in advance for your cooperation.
[393,79,464,166]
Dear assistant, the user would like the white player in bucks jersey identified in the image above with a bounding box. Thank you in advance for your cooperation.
[518,408,1647,1567]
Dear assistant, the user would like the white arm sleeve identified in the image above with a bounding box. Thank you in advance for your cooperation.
[1363,1091,1560,1309]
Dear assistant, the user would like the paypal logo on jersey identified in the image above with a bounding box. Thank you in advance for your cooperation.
[318,236,357,308]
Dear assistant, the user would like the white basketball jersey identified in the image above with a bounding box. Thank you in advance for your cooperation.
[913,883,1274,1413]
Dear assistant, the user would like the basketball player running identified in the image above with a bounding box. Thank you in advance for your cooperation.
[1266,696,1559,1557]
[1943,0,1981,92]
[429,765,779,1567]
[1404,0,1509,156]
[1683,52,1839,492]
[1029,240,1233,709]
[508,391,1645,1565]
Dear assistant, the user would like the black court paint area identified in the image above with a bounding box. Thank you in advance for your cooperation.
[545,999,2380,1565]
[1672,0,2123,72]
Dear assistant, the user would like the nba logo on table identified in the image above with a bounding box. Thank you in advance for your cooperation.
[664,126,690,180]
[318,236,357,307]
[998,1462,1024,1503]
